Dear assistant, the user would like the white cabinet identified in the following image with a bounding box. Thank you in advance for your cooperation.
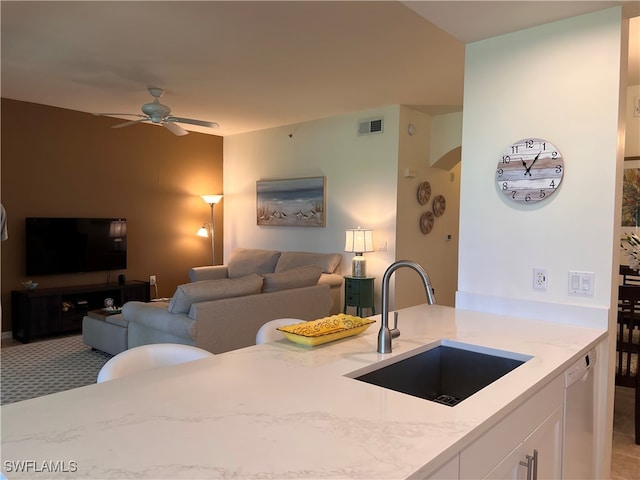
[483,405,563,479]
[424,454,459,479]
[460,375,564,480]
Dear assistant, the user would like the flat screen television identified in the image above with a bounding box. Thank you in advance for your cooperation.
[25,217,127,276]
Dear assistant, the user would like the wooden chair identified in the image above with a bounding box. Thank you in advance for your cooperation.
[620,265,640,286]
[615,285,640,444]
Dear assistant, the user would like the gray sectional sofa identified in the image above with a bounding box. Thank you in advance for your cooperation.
[188,248,344,314]
[111,248,343,354]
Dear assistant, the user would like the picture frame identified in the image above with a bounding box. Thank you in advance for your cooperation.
[257,176,326,227]
[622,157,640,228]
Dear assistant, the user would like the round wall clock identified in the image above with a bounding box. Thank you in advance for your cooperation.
[496,138,564,204]
[417,181,431,205]
[420,211,434,234]
[432,195,446,217]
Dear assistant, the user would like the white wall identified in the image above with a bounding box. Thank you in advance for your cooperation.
[223,106,400,307]
[223,105,462,312]
[456,8,625,330]
[395,107,460,308]
[430,112,462,167]
[456,8,628,478]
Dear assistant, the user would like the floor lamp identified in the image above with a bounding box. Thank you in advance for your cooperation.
[197,194,223,265]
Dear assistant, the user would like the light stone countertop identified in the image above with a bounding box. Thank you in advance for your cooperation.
[1,304,606,479]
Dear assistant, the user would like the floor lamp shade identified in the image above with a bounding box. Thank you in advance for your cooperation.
[345,228,374,277]
[201,194,223,205]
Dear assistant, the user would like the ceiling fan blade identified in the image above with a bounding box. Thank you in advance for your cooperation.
[166,116,219,128]
[112,119,148,129]
[94,113,145,118]
[163,121,189,136]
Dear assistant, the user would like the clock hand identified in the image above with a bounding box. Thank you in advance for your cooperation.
[524,151,542,176]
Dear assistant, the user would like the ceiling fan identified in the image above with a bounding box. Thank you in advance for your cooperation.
[94,87,219,136]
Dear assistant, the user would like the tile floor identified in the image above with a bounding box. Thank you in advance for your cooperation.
[611,386,640,479]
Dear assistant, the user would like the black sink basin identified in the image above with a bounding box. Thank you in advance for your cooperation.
[349,341,531,406]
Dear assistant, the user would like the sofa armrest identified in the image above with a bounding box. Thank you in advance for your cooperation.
[318,273,343,288]
[189,265,229,282]
[318,273,344,315]
[122,301,196,340]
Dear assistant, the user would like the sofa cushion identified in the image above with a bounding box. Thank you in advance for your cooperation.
[275,251,341,274]
[168,274,264,314]
[227,248,282,279]
[262,265,322,293]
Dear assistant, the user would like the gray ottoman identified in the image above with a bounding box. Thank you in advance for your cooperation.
[82,312,128,356]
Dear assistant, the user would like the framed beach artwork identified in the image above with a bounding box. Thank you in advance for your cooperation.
[622,157,640,228]
[256,176,326,227]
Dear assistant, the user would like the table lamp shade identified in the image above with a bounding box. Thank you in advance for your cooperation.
[345,228,374,254]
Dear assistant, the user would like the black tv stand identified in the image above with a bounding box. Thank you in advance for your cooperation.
[11,281,150,343]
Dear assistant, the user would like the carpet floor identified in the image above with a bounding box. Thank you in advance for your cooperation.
[1,334,112,405]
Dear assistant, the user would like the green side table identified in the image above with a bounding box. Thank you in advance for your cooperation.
[343,276,376,317]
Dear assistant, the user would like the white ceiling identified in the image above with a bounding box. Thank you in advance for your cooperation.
[1,1,638,137]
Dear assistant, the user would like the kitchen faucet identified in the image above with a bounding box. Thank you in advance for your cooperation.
[378,260,436,354]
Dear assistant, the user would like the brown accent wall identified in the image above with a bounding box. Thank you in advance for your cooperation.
[0,99,223,333]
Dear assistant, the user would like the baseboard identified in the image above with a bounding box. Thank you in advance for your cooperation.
[2,331,13,340]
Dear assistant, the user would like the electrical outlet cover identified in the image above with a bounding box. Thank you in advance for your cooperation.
[533,268,547,291]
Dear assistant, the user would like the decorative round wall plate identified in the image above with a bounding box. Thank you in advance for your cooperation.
[417,181,431,205]
[496,138,564,204]
[432,195,446,217]
[420,211,435,234]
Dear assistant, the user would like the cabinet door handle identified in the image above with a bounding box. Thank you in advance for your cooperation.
[519,449,539,480]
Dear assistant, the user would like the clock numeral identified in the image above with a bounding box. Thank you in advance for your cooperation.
[502,155,511,164]
[497,168,504,177]
[511,145,519,154]
[551,151,558,159]
[512,191,517,199]
[525,193,532,202]
[501,182,509,191]
[555,164,562,173]
[549,180,556,188]
[525,140,534,149]
[539,190,546,198]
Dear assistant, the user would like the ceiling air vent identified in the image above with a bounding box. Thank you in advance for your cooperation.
[357,117,384,136]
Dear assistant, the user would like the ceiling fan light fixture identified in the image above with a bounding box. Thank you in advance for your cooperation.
[93,87,218,136]
[142,101,171,121]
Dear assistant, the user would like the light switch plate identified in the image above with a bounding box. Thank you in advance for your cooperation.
[568,271,594,296]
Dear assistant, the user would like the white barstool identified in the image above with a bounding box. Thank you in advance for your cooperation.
[255,318,304,344]
[97,343,214,383]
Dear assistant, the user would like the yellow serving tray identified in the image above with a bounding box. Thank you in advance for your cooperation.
[277,314,375,347]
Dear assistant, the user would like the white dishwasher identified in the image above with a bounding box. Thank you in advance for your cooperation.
[562,348,596,479]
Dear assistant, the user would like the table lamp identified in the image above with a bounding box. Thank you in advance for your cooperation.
[345,227,374,277]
